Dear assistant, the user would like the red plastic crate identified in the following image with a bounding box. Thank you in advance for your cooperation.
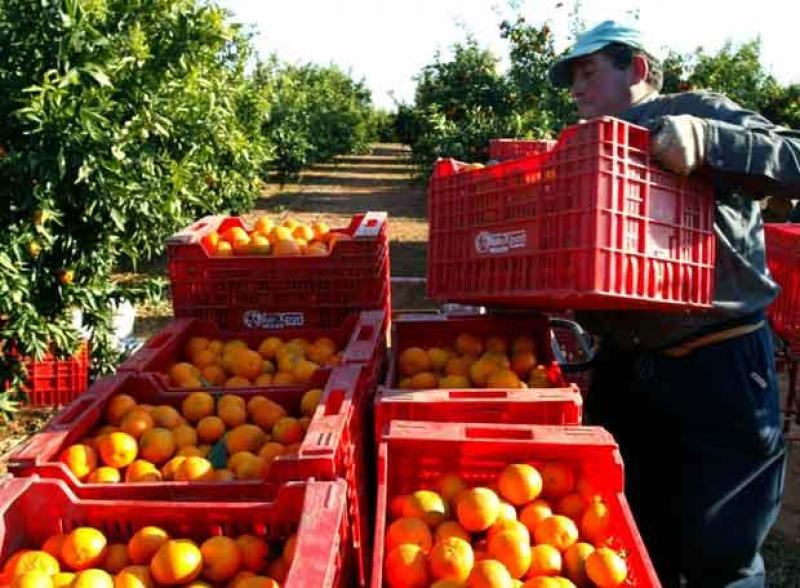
[4,342,90,406]
[489,138,557,161]
[371,421,661,588]
[766,224,800,352]
[428,117,716,311]
[117,310,386,396]
[168,212,391,331]
[0,476,351,587]
[8,366,374,586]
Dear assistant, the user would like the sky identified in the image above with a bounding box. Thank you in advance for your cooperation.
[220,0,799,110]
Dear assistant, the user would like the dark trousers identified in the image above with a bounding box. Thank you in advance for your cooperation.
[587,324,787,587]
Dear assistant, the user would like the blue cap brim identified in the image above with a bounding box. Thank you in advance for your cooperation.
[548,40,615,88]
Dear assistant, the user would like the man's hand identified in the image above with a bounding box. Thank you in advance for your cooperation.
[649,115,708,176]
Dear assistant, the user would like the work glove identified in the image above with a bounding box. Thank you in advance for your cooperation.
[648,114,708,176]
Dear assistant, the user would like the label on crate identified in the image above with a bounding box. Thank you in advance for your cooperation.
[242,311,305,329]
[474,229,528,255]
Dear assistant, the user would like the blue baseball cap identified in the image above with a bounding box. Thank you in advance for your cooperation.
[549,20,651,87]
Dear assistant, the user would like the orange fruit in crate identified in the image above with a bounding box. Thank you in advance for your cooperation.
[215,241,233,256]
[487,369,523,389]
[120,408,155,440]
[292,359,319,385]
[7,551,60,577]
[469,357,501,387]
[128,527,170,564]
[258,441,285,464]
[169,363,201,387]
[386,517,433,553]
[70,568,113,588]
[104,394,137,425]
[221,227,249,246]
[51,572,75,588]
[300,388,323,417]
[427,347,451,371]
[229,349,264,381]
[59,444,98,481]
[512,336,536,354]
[171,424,198,449]
[191,349,218,371]
[114,565,154,588]
[435,521,470,543]
[257,338,283,360]
[226,424,267,454]
[41,534,66,560]
[272,417,304,445]
[139,428,176,464]
[534,516,579,552]
[436,473,468,506]
[174,457,213,481]
[200,365,227,386]
[456,488,500,533]
[196,416,226,444]
[249,234,272,255]
[445,355,473,378]
[177,446,204,458]
[236,577,279,588]
[563,542,594,586]
[496,501,518,524]
[250,400,286,431]
[485,336,508,355]
[304,242,328,256]
[199,536,242,583]
[10,570,54,588]
[280,217,299,230]
[403,490,449,528]
[454,333,483,356]
[398,347,431,376]
[272,239,301,257]
[181,392,215,423]
[488,531,532,578]
[125,460,162,483]
[150,540,203,585]
[311,221,330,240]
[161,456,186,481]
[61,528,107,570]
[581,498,611,546]
[498,463,543,506]
[487,519,529,543]
[511,352,537,378]
[218,398,247,428]
[236,535,269,574]
[541,463,575,499]
[410,372,438,390]
[430,536,473,583]
[201,230,219,252]
[557,493,586,521]
[225,376,253,389]
[467,558,512,587]
[102,543,129,573]
[523,578,577,588]
[292,224,314,242]
[384,544,429,588]
[254,216,274,235]
[186,336,211,358]
[585,547,627,587]
[272,372,298,386]
[150,405,184,430]
[520,499,553,534]
[98,431,138,469]
[528,543,563,577]
[233,454,266,481]
[254,373,273,387]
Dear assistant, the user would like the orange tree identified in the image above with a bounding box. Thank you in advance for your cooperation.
[0,0,269,408]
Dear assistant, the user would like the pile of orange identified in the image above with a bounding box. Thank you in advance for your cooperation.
[384,463,629,588]
[58,385,323,484]
[167,334,341,390]
[202,216,340,257]
[396,333,557,390]
[0,523,293,588]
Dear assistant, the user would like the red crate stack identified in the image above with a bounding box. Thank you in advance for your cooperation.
[371,421,661,587]
[167,212,390,331]
[489,138,557,161]
[0,476,352,587]
[3,342,90,407]
[375,313,582,441]
[765,224,800,352]
[428,117,716,311]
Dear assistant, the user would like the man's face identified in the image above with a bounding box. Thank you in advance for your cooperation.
[569,52,635,118]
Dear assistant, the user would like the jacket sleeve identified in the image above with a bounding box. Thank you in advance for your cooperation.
[685,93,800,199]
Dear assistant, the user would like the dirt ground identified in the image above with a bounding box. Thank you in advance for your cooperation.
[1,143,798,583]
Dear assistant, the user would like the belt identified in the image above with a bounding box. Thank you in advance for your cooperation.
[661,320,765,358]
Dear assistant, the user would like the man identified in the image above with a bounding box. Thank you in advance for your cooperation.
[549,20,800,587]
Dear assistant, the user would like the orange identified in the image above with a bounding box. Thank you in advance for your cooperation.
[169,363,201,387]
[520,499,553,534]
[270,372,297,386]
[397,378,413,389]
[292,223,314,242]
[191,350,218,371]
[177,446,204,457]
[61,527,107,570]
[445,355,473,378]
[498,463,543,506]
[253,373,273,387]
[120,408,155,440]
[41,534,66,560]
[403,490,449,528]
[254,216,274,236]
[235,535,269,573]
[171,424,198,449]
[487,369,523,389]
[139,428,176,464]
[59,444,98,481]
[430,537,474,583]
[201,365,227,387]
[181,392,215,423]
[528,543,562,577]
[7,551,60,577]
[522,578,576,588]
[584,548,627,587]
[311,221,330,240]
[185,337,211,359]
[235,577,279,588]
[201,230,220,252]
[469,358,501,387]
[436,473,468,506]
[511,336,536,354]
[258,442,286,464]
[272,417,304,445]
[454,333,483,356]
[580,498,611,546]
[51,572,75,588]
[485,336,508,354]
[511,353,537,378]
[102,543,129,573]
[71,569,113,588]
[233,454,267,481]
[541,464,575,499]
[226,424,267,454]
[127,527,170,564]
[487,520,529,544]
[272,239,301,257]
[224,340,248,354]
[228,570,255,587]
[174,457,214,481]
[487,530,532,578]
[150,540,203,585]
[10,570,54,588]
[256,338,283,360]
[306,341,334,364]
[229,349,264,381]
[300,388,323,417]
[556,493,586,522]
[386,517,433,553]
[430,582,465,588]
[150,406,184,430]
[98,432,139,469]
[249,234,271,255]
[398,347,432,376]
[104,394,137,425]
[161,456,187,480]
[467,559,513,588]
[197,416,226,443]
[563,543,594,586]
[533,516,579,552]
[497,501,518,524]
[426,347,451,371]
[456,487,501,533]
[292,359,319,385]
[435,521,470,543]
[410,372,438,390]
[114,565,154,588]
[384,544,429,588]
[225,376,253,389]
[215,241,233,256]
[199,536,242,583]
[439,375,471,388]
[125,460,162,483]
[212,469,235,482]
